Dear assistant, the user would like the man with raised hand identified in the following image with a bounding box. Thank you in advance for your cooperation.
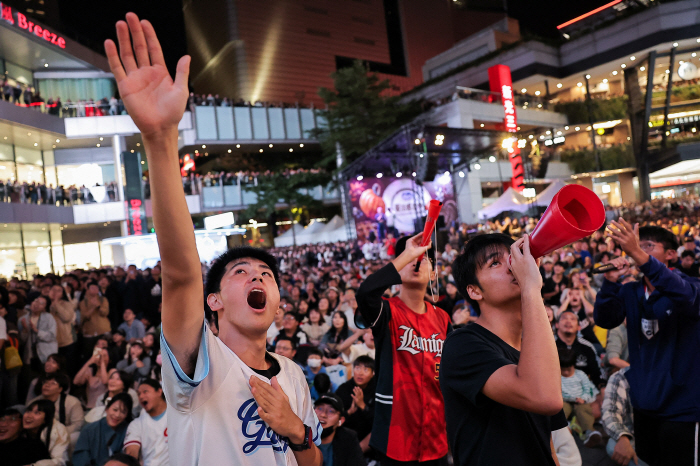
[104,14,321,466]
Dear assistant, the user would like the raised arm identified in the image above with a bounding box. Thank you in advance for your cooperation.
[482,236,563,415]
[105,14,202,376]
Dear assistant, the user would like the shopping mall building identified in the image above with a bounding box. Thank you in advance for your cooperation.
[3,0,700,277]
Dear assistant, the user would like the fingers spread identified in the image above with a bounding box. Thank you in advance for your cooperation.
[141,19,166,67]
[104,40,126,82]
[126,12,150,68]
[116,20,137,73]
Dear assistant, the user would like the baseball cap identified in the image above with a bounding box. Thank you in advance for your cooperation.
[542,257,553,264]
[314,393,345,415]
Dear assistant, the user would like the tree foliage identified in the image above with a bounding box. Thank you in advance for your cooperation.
[553,96,628,125]
[559,143,635,173]
[309,60,423,169]
[243,171,331,221]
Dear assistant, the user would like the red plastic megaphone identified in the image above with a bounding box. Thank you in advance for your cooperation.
[528,184,605,259]
[415,200,443,271]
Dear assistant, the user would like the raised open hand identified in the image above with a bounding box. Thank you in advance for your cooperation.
[104,13,190,138]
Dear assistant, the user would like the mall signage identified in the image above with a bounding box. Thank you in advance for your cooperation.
[488,64,525,191]
[122,151,147,236]
[0,3,66,48]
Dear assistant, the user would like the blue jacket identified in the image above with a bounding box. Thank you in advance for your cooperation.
[594,256,700,422]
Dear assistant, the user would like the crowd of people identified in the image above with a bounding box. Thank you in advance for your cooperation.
[2,79,127,118]
[0,180,119,205]
[0,194,698,465]
[187,92,315,110]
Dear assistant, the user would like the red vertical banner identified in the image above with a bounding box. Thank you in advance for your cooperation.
[488,65,525,191]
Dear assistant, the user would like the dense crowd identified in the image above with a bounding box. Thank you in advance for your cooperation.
[187,92,315,110]
[1,196,699,465]
[0,180,119,205]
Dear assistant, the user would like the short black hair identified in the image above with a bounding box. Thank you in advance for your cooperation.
[275,335,297,351]
[353,355,375,372]
[307,347,323,358]
[554,261,566,269]
[681,250,696,259]
[205,246,280,297]
[395,235,435,265]
[139,378,165,400]
[558,348,576,368]
[453,234,514,316]
[44,373,70,392]
[639,226,679,251]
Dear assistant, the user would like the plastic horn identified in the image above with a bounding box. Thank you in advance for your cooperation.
[414,200,443,272]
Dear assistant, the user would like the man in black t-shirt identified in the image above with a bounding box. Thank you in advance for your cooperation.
[442,233,566,466]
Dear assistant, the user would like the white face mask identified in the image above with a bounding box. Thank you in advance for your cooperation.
[308,358,322,368]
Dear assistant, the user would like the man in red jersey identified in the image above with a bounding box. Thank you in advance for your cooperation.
[356,234,451,465]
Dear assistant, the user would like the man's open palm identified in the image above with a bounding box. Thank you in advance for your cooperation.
[104,13,189,137]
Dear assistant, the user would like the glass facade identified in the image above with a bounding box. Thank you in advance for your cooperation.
[0,223,112,279]
[36,78,116,102]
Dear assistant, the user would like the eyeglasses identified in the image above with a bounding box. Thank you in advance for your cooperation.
[314,406,339,416]
[639,241,660,252]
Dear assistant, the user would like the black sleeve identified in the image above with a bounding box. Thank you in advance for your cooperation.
[440,329,513,405]
[550,410,568,431]
[356,263,401,332]
[337,428,367,466]
[584,344,603,387]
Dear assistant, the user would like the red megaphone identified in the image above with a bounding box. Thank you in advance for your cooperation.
[528,184,605,259]
[414,200,443,271]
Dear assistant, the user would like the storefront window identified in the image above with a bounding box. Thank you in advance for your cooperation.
[43,150,58,188]
[24,246,53,276]
[0,248,24,279]
[5,61,32,85]
[16,164,44,184]
[64,242,101,270]
[57,164,104,188]
[14,147,42,165]
[0,161,16,183]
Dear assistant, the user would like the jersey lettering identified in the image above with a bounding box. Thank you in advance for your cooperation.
[397,325,444,357]
[238,398,289,455]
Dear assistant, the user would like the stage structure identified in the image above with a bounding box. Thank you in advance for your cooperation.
[339,124,509,240]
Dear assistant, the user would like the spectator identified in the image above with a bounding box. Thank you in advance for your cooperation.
[542,261,566,306]
[303,347,328,387]
[22,399,70,466]
[25,353,67,405]
[559,348,601,447]
[558,288,600,348]
[601,366,648,466]
[118,309,146,343]
[79,281,110,359]
[47,285,77,375]
[0,407,52,465]
[677,250,700,277]
[554,310,604,388]
[604,321,630,370]
[86,370,139,422]
[73,392,133,466]
[123,379,168,466]
[319,311,352,358]
[335,355,376,452]
[273,311,308,347]
[28,373,84,441]
[313,394,366,466]
[273,335,299,364]
[116,341,151,383]
[266,307,285,345]
[595,222,700,465]
[301,308,330,346]
[18,295,58,395]
[73,338,111,409]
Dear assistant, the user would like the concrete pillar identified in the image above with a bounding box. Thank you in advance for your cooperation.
[112,135,128,237]
[453,169,483,224]
[617,172,637,203]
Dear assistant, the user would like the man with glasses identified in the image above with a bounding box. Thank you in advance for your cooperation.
[314,394,365,466]
[595,221,700,466]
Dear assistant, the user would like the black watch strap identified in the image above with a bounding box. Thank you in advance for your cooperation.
[287,424,312,451]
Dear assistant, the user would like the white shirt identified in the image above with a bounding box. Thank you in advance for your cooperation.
[160,323,321,466]
[124,410,169,466]
[0,316,7,340]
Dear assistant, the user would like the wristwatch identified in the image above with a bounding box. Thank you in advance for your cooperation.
[287,424,312,451]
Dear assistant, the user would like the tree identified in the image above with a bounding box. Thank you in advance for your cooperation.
[310,60,423,169]
[244,171,331,246]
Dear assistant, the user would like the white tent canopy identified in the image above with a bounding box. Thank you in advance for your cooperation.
[477,187,532,220]
[533,179,568,206]
[316,215,348,243]
[273,223,306,247]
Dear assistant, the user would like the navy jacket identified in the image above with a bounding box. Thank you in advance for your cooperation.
[594,256,700,422]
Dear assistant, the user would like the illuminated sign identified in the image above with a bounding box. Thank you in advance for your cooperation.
[489,64,524,191]
[128,199,145,236]
[204,212,235,230]
[0,3,66,48]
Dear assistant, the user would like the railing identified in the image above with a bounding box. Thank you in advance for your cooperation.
[194,105,323,141]
[200,184,339,210]
[454,86,550,110]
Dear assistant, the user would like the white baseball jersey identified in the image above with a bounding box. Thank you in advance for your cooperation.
[160,323,321,466]
[123,410,169,466]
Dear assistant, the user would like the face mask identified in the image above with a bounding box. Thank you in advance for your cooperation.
[307,358,322,368]
[321,426,336,439]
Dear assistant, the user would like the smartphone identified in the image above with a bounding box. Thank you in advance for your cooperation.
[92,347,102,359]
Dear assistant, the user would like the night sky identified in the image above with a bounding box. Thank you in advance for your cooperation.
[32,0,613,78]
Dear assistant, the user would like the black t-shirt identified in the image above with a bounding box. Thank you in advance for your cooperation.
[249,352,281,379]
[440,324,567,466]
[541,276,564,306]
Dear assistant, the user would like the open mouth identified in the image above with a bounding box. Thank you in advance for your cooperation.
[247,289,267,310]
